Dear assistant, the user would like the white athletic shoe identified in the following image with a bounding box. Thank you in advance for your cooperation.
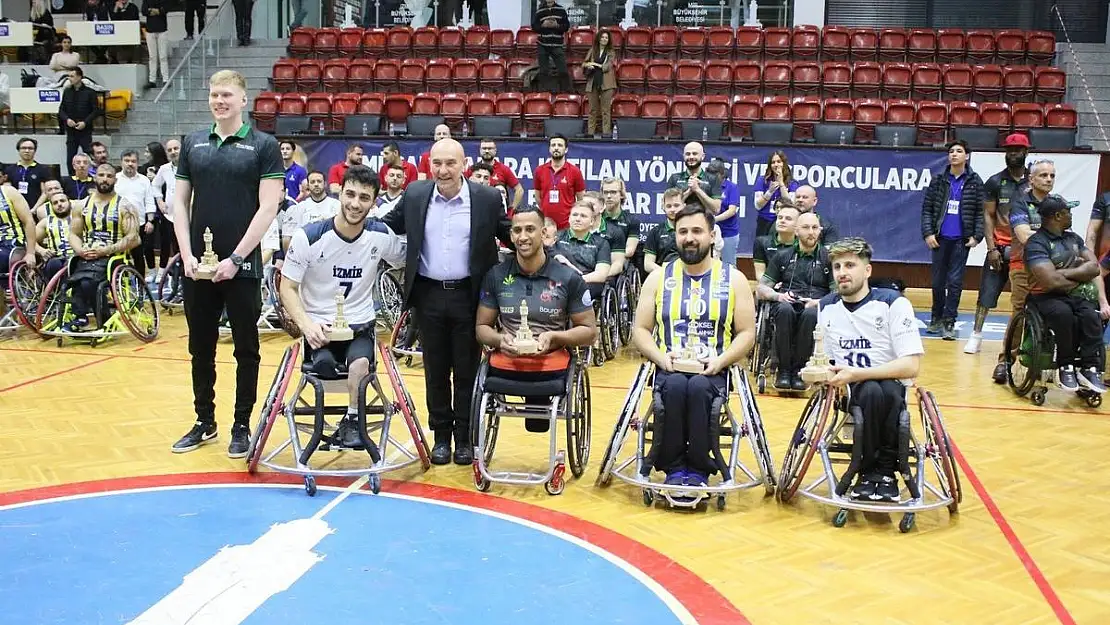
[963,332,983,354]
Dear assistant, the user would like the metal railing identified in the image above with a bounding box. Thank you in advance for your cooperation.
[1053,3,1108,148]
[153,0,237,140]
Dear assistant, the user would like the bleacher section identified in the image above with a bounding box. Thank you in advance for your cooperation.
[256,25,1077,148]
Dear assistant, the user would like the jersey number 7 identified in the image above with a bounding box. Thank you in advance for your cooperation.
[339,281,353,298]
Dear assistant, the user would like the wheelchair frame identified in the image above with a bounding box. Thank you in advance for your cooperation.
[1,247,33,333]
[388,307,422,363]
[595,363,777,511]
[216,264,295,338]
[777,383,962,533]
[1003,305,1105,408]
[469,350,592,495]
[591,280,620,366]
[246,340,432,497]
[157,253,185,314]
[615,263,641,348]
[35,254,159,346]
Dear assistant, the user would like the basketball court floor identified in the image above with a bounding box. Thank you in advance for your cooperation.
[1,290,1107,625]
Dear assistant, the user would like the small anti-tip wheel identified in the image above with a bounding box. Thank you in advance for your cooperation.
[475,475,491,492]
[1086,393,1102,408]
[642,489,654,507]
[832,508,849,528]
[368,474,381,494]
[716,494,726,511]
[304,476,317,497]
[544,477,565,496]
[56,337,63,347]
[899,512,915,533]
[1030,390,1046,406]
[757,374,766,394]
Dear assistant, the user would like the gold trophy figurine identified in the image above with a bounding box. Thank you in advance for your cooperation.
[328,291,354,341]
[513,299,540,355]
[799,324,832,384]
[673,319,707,374]
[194,227,219,280]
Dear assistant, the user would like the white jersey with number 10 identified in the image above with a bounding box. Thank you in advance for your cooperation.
[817,288,925,386]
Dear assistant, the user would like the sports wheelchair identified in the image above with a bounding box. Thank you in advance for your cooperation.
[388,307,421,364]
[1003,304,1105,408]
[469,349,592,495]
[750,301,776,393]
[215,264,301,339]
[157,253,185,314]
[35,253,159,346]
[373,262,404,334]
[614,263,641,347]
[595,363,776,511]
[591,280,620,366]
[1,247,44,334]
[777,383,962,533]
[246,339,432,496]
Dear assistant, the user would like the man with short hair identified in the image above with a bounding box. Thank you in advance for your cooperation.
[920,139,985,340]
[752,203,798,279]
[643,188,684,274]
[59,69,100,177]
[417,124,451,180]
[31,180,64,222]
[372,164,406,219]
[171,70,285,457]
[601,177,641,263]
[36,190,74,277]
[5,138,53,209]
[553,200,611,301]
[0,175,37,275]
[468,162,493,186]
[794,185,839,245]
[666,142,721,214]
[757,212,833,391]
[466,139,524,209]
[631,204,756,487]
[532,134,584,230]
[328,144,364,196]
[62,153,94,202]
[378,141,418,189]
[281,140,307,202]
[115,148,158,279]
[280,165,407,448]
[89,141,110,176]
[532,0,570,92]
[282,170,340,250]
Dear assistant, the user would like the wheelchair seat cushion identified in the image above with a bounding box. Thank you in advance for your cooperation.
[484,374,567,397]
[489,349,571,373]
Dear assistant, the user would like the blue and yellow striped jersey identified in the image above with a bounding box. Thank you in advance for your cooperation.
[654,259,736,358]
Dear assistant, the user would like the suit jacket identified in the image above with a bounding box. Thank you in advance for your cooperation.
[382,179,511,306]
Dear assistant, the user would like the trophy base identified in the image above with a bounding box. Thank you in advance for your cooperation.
[194,265,217,281]
[673,359,706,374]
[328,327,354,342]
[799,366,831,385]
[514,339,539,355]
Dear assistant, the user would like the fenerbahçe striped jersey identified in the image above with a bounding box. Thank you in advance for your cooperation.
[43,213,73,258]
[0,187,25,245]
[83,194,125,246]
[817,288,924,386]
[655,259,736,359]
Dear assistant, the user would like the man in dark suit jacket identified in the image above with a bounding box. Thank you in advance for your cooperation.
[383,139,511,465]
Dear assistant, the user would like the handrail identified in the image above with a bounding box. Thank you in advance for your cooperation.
[153,0,235,104]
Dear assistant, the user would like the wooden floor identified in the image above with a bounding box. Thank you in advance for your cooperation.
[2,291,1109,625]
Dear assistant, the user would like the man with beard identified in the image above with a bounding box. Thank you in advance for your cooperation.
[966,133,1030,364]
[476,206,597,431]
[66,163,140,332]
[282,171,340,250]
[467,139,523,210]
[328,144,364,196]
[756,212,833,391]
[793,185,839,246]
[666,142,721,214]
[378,142,418,190]
[36,190,75,277]
[631,205,756,488]
[372,164,406,220]
[280,165,407,449]
[817,238,924,503]
[533,134,585,230]
[1024,197,1106,393]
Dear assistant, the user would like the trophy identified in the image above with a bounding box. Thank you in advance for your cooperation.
[799,324,832,384]
[328,291,354,341]
[513,299,540,355]
[673,320,706,374]
[194,227,219,280]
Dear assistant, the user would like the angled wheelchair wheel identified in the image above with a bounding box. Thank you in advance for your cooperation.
[596,364,649,486]
[919,388,962,513]
[8,260,44,331]
[271,272,302,339]
[389,308,421,363]
[34,266,69,335]
[158,254,184,312]
[616,273,633,347]
[111,264,159,342]
[377,340,431,470]
[247,342,301,474]
[602,286,619,360]
[469,359,500,465]
[375,270,403,331]
[566,365,592,478]
[1004,311,1042,397]
[735,368,777,495]
[777,385,833,503]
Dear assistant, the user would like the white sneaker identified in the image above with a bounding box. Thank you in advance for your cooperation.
[963,332,983,354]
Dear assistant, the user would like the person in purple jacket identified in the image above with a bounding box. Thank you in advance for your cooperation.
[752,150,799,240]
[706,158,740,268]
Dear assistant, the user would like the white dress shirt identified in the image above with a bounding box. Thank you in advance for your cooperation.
[114,170,156,223]
[152,161,178,222]
[419,180,472,281]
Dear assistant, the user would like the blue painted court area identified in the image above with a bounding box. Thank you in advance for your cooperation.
[0,485,683,625]
[913,312,1110,343]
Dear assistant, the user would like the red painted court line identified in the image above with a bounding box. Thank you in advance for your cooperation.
[939,402,1101,417]
[0,356,115,394]
[947,439,1077,625]
[0,471,749,625]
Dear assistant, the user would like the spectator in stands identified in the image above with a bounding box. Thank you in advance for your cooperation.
[289,0,307,30]
[583,29,616,137]
[666,142,721,216]
[532,0,570,93]
[920,139,985,341]
[417,125,451,181]
[26,0,56,64]
[794,185,839,245]
[62,153,94,201]
[533,134,584,230]
[752,203,798,280]
[152,138,180,275]
[466,139,524,210]
[5,138,53,209]
[49,36,80,74]
[327,144,363,195]
[469,162,493,186]
[108,1,141,64]
[59,68,101,178]
[116,148,157,278]
[141,140,170,276]
[88,141,110,176]
[379,141,418,189]
[141,0,171,89]
[373,164,405,218]
[753,150,797,239]
[705,157,740,267]
[184,0,206,40]
[84,0,112,64]
[280,140,307,202]
[232,0,254,47]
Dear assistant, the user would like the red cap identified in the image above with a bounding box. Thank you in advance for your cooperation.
[1002,133,1031,148]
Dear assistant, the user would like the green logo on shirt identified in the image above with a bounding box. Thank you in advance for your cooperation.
[502,275,515,286]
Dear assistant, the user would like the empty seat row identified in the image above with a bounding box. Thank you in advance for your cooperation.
[271,57,1068,104]
[251,92,1077,146]
[288,25,1057,65]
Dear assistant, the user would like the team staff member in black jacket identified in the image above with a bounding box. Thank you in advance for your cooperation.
[171,70,285,458]
[920,139,985,340]
[533,0,570,93]
[59,69,101,177]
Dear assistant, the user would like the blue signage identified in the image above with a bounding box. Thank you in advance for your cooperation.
[38,89,61,103]
[94,22,116,35]
[301,139,948,263]
[0,24,10,37]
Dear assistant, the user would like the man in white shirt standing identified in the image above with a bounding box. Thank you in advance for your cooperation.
[281,170,339,250]
[152,138,180,277]
[115,148,157,278]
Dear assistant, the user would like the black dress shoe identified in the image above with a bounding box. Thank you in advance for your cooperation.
[453,446,473,465]
[791,373,807,391]
[430,441,451,465]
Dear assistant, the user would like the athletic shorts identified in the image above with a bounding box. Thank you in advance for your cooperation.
[303,326,376,379]
[977,246,1011,309]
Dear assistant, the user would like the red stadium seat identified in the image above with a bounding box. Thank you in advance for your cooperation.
[313,28,339,59]
[332,93,359,130]
[338,28,363,57]
[452,59,479,93]
[979,102,1012,132]
[878,29,907,62]
[729,94,762,139]
[735,26,762,60]
[468,92,496,118]
[568,62,587,92]
[322,59,349,92]
[675,60,704,95]
[853,98,885,142]
[994,30,1027,65]
[362,29,387,58]
[849,28,878,61]
[624,27,652,58]
[1026,31,1056,65]
[523,93,553,135]
[1035,66,1067,102]
[357,93,385,116]
[882,63,913,99]
[701,95,730,124]
[398,58,428,93]
[490,28,515,58]
[935,29,965,64]
[645,60,675,95]
[478,60,506,92]
[973,64,1003,101]
[348,59,375,92]
[495,92,524,133]
[439,27,464,58]
[823,98,854,122]
[669,95,701,137]
[1003,65,1035,102]
[440,93,468,130]
[651,26,679,59]
[640,95,670,136]
[885,99,916,125]
[272,58,298,92]
[763,60,792,96]
[373,59,401,93]
[514,27,538,59]
[616,59,647,94]
[791,97,822,141]
[384,94,414,125]
[762,96,791,121]
[942,63,973,100]
[412,92,440,116]
[607,28,625,55]
[707,26,735,59]
[1011,102,1045,131]
[915,100,948,145]
[764,27,792,59]
[1044,103,1078,129]
[852,61,882,99]
[732,61,762,95]
[411,27,438,58]
[949,101,980,127]
[822,62,852,98]
[611,94,641,119]
[553,93,584,117]
[288,27,315,57]
[306,92,333,131]
[678,28,708,59]
[568,27,594,62]
[296,60,323,92]
[792,61,821,97]
[964,30,995,64]
[385,27,413,58]
[463,26,490,58]
[704,61,732,95]
[279,92,306,117]
[507,59,531,92]
[791,25,820,59]
[822,26,851,60]
[424,58,453,93]
[912,62,942,100]
[251,92,280,132]
[907,29,937,62]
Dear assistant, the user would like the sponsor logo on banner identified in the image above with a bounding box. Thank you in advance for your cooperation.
[0,25,10,37]
[38,90,61,103]
[94,23,116,35]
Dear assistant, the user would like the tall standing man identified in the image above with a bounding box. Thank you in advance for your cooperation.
[171,70,285,457]
[233,0,254,46]
[59,69,100,177]
[382,139,511,465]
[532,0,570,93]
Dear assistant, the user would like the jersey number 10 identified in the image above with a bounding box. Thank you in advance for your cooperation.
[844,352,872,368]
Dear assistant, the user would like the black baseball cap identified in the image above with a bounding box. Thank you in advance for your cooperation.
[1036,195,1071,218]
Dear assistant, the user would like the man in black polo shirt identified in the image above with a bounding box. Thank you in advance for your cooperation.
[5,137,53,209]
[171,70,285,457]
[644,188,684,273]
[752,203,799,279]
[1025,196,1105,393]
[756,212,834,391]
[601,177,641,269]
[665,142,721,214]
[552,200,611,300]
[477,206,597,431]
